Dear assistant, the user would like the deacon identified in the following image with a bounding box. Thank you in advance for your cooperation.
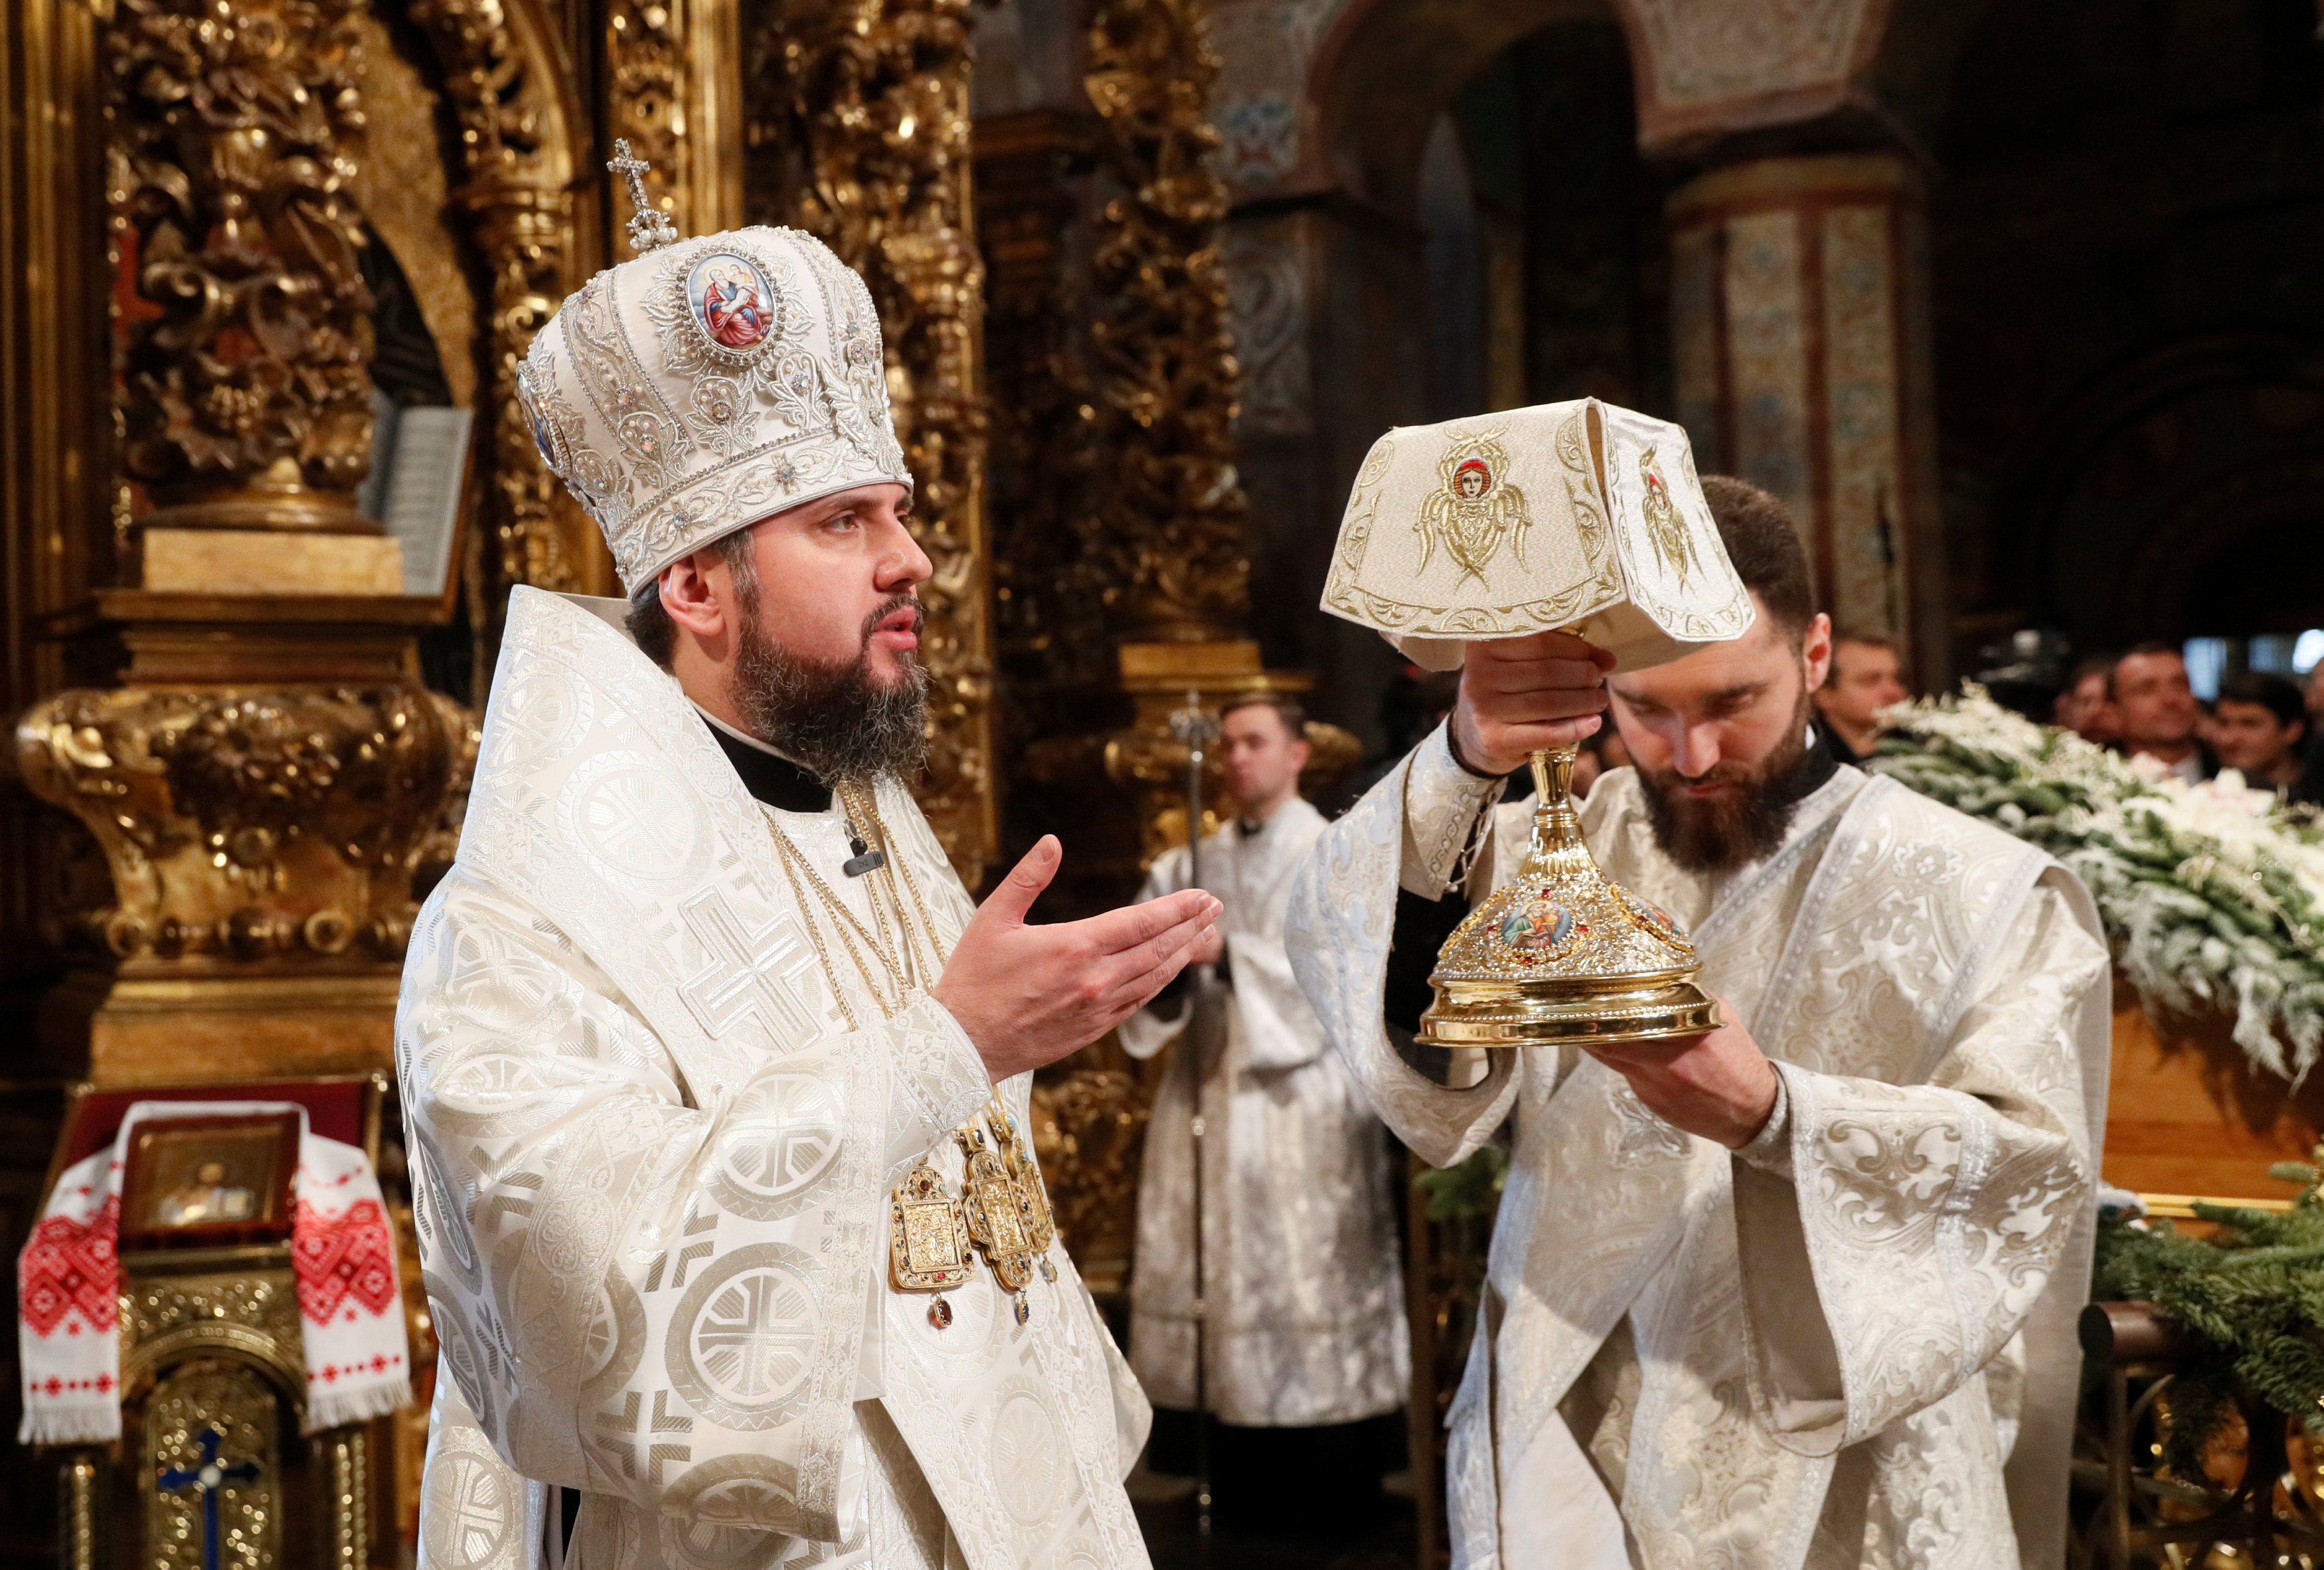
[397,171,1220,1569]
[1120,696,1408,1518]
[1289,474,2109,1569]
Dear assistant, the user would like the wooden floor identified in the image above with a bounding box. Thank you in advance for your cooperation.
[2104,990,2324,1203]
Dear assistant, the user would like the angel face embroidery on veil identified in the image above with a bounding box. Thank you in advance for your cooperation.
[1637,444,1701,588]
[1417,430,1531,584]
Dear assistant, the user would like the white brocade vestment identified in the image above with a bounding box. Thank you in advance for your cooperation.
[397,587,1153,1570]
[1284,727,2112,1570]
[1117,801,1410,1427]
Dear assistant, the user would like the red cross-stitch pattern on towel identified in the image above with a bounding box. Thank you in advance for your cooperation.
[20,1195,120,1337]
[291,1199,398,1326]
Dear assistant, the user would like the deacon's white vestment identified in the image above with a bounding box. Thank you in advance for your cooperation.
[1286,727,2111,1570]
[397,588,1151,1570]
[1118,800,1409,1426]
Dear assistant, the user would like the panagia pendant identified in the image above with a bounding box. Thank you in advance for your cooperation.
[889,1162,971,1327]
[956,1128,1037,1298]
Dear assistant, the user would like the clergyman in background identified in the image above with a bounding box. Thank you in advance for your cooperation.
[1121,695,1410,1533]
[2212,671,2313,801]
[2111,642,2214,783]
[1811,630,1908,764]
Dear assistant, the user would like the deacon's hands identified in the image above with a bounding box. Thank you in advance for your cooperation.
[932,835,1222,1083]
[1449,630,1619,776]
[1585,995,1780,1151]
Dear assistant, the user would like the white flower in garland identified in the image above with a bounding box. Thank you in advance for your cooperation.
[1873,687,2324,1081]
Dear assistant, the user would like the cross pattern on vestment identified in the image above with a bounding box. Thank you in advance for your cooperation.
[695,1271,816,1400]
[436,1453,511,1565]
[680,889,821,1043]
[158,1427,260,1570]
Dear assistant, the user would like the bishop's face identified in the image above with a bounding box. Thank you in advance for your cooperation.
[736,482,930,689]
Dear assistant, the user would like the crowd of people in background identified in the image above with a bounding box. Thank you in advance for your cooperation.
[1363,629,2324,808]
[2044,642,2324,804]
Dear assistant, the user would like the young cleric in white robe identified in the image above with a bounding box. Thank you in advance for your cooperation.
[1118,697,1409,1516]
[1286,477,2110,1570]
[395,193,1220,1568]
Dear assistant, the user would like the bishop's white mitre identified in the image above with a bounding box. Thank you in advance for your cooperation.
[1320,398,1756,672]
[514,218,910,595]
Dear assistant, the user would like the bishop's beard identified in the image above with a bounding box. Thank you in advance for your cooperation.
[1635,687,1821,874]
[728,588,929,785]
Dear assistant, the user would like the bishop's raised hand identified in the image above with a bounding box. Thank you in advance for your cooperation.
[932,835,1222,1083]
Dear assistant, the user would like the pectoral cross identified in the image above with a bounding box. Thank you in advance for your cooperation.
[158,1427,260,1570]
[608,138,679,254]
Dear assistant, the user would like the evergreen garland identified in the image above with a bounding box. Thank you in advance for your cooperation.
[2092,1158,2324,1472]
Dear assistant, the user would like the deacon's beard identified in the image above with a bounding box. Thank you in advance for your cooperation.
[729,591,929,784]
[1635,687,1821,874]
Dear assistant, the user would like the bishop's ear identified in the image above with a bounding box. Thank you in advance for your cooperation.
[657,551,733,645]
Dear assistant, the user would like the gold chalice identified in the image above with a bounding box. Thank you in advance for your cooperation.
[1418,743,1720,1048]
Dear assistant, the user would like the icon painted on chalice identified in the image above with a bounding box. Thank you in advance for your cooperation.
[1613,886,1693,954]
[687,252,777,353]
[1498,891,1580,960]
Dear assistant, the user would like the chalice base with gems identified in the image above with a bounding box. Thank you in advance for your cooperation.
[1418,743,1722,1049]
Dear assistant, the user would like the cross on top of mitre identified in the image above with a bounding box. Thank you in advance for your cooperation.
[610,139,679,254]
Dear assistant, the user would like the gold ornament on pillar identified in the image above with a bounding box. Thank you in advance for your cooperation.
[1086,0,1249,643]
[109,0,392,585]
[1323,398,1756,1048]
[742,0,996,882]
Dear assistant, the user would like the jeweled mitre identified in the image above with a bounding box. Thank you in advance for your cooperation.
[1321,398,1754,671]
[516,227,910,593]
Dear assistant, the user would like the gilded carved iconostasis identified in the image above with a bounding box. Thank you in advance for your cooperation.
[3,0,2324,1559]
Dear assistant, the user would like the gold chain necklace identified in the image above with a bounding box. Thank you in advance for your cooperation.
[764,794,930,1029]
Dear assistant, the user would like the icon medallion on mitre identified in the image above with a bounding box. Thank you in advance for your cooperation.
[1321,398,1756,1048]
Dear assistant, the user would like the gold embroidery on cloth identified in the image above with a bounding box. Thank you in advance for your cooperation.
[1418,428,1531,584]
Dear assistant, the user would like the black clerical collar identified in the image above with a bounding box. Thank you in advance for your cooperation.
[1801,720,1848,789]
[697,711,831,813]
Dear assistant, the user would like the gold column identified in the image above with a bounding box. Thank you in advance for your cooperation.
[742,0,997,886]
[405,0,603,610]
[1666,152,1945,679]
[1086,0,1249,644]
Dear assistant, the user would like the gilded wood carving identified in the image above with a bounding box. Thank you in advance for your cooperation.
[1086,0,1250,641]
[404,0,599,604]
[742,0,997,882]
[108,0,378,524]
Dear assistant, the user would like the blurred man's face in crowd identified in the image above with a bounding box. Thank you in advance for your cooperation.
[1220,703,1308,820]
[1610,601,1833,871]
[2055,671,2116,743]
[1813,638,1906,752]
[2212,699,2305,782]
[2113,651,2201,756]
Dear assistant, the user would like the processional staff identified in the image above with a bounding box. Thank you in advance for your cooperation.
[1167,691,1222,1558]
